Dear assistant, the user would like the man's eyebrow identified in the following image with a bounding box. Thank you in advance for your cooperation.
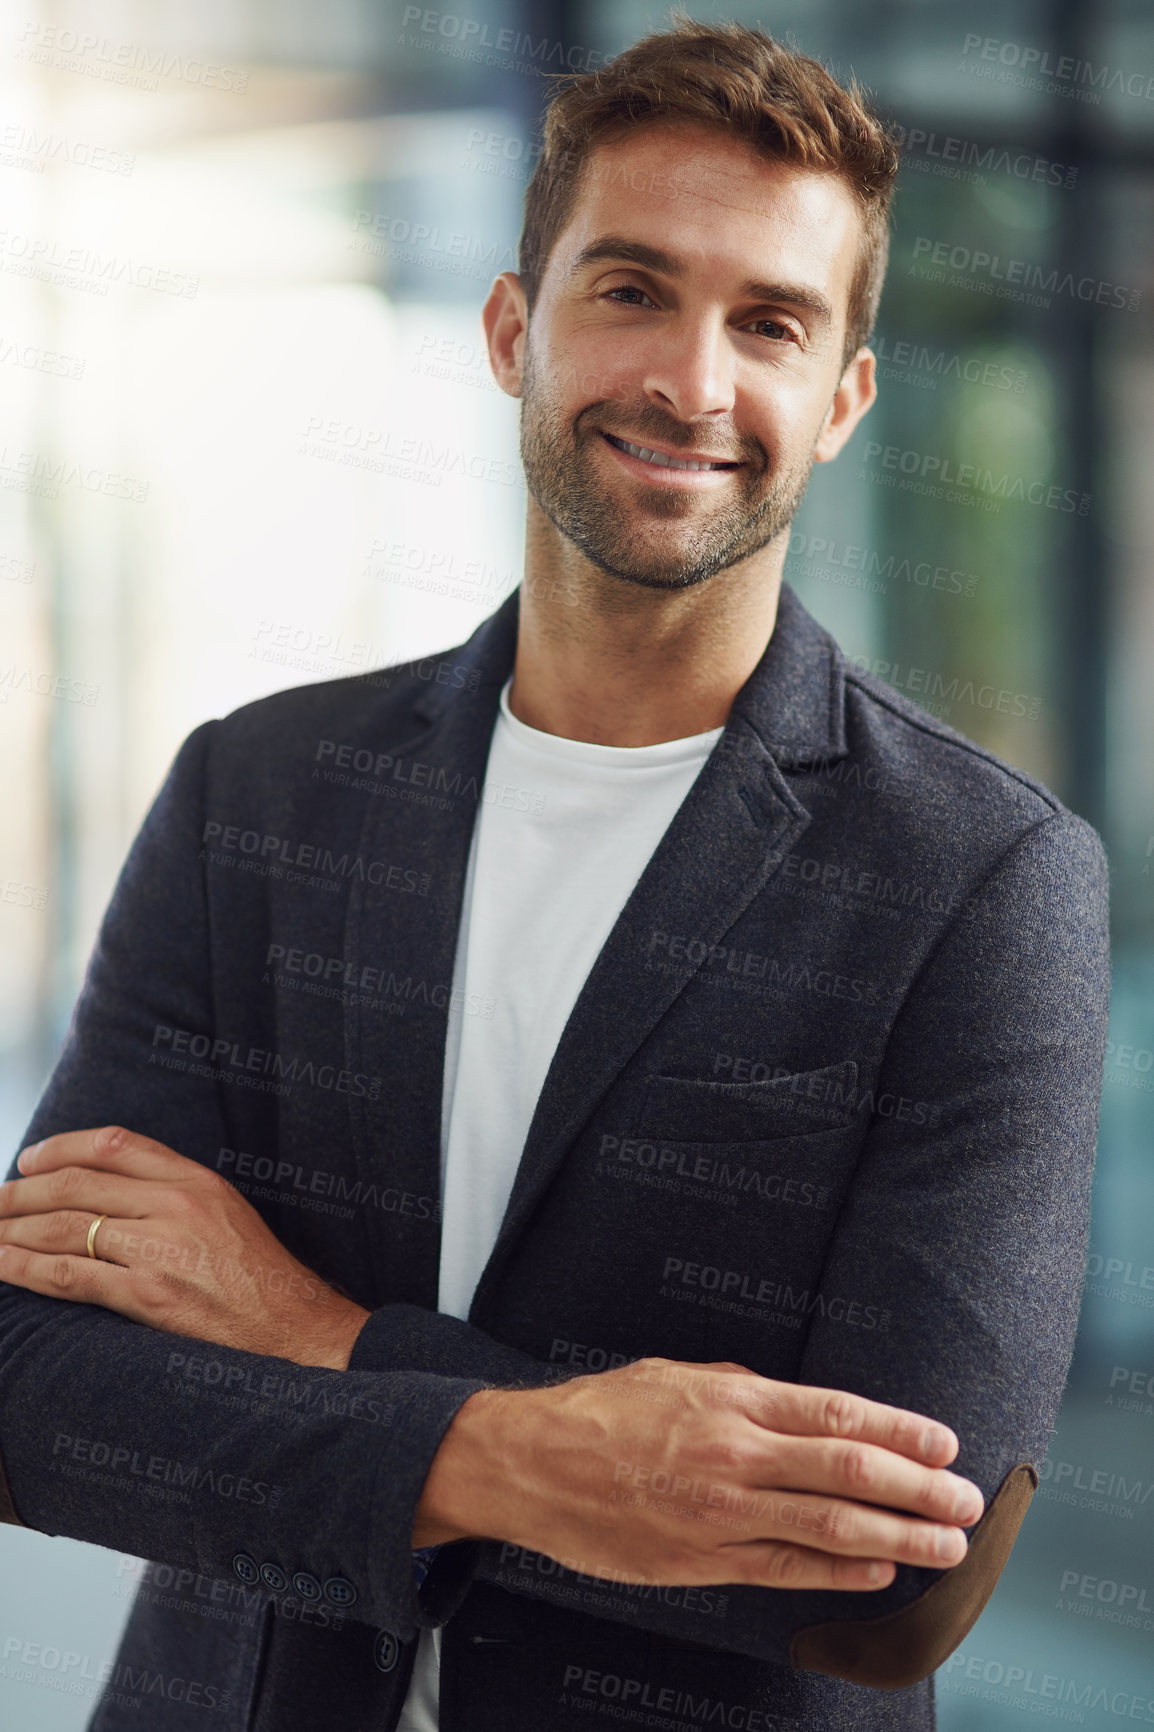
[568,236,834,329]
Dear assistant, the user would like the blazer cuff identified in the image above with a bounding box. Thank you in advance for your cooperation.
[789,1462,1037,1688]
[368,1375,489,1638]
[347,1302,567,1388]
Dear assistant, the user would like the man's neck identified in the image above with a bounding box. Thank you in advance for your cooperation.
[507,505,787,747]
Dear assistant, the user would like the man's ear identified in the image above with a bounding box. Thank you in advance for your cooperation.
[813,347,877,464]
[482,272,529,399]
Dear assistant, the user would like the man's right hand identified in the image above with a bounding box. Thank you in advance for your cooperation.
[413,1356,985,1592]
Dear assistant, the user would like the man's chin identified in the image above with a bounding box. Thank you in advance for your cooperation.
[582,542,739,592]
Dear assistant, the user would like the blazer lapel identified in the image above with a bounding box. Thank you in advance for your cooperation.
[468,583,850,1325]
[341,593,519,1307]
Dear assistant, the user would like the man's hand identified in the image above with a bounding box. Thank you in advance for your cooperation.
[0,1126,370,1370]
[415,1356,985,1592]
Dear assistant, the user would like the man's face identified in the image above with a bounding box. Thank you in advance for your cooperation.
[514,123,867,590]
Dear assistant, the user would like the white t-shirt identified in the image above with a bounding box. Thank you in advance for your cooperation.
[396,677,723,1731]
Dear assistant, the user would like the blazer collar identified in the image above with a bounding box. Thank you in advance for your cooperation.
[409,579,847,770]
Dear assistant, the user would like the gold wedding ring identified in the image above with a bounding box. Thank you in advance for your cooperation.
[86,1214,107,1260]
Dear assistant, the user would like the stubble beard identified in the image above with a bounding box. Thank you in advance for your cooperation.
[519,345,816,592]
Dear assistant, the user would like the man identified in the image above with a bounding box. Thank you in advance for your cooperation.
[0,19,1109,1732]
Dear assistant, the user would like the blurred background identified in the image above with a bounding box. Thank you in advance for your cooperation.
[0,0,1152,1724]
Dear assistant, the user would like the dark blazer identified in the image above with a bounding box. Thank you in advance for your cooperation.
[0,583,1110,1732]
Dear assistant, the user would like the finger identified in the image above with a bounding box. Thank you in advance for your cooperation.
[708,1480,970,1571]
[0,1243,143,1318]
[753,1432,983,1530]
[797,1493,970,1570]
[0,1168,152,1224]
[736,1376,960,1468]
[17,1126,189,1182]
[0,1210,134,1266]
[722,1541,900,1593]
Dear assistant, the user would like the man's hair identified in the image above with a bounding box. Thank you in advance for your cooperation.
[519,18,900,370]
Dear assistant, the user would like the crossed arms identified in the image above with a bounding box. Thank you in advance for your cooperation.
[0,725,1111,1683]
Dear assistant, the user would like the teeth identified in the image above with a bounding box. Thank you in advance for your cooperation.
[611,435,730,472]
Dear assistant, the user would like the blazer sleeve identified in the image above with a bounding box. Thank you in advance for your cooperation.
[782,808,1111,1686]
[0,722,557,1641]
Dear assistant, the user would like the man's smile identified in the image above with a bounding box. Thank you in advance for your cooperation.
[597,429,746,488]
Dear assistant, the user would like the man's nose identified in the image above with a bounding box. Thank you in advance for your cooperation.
[640,319,736,422]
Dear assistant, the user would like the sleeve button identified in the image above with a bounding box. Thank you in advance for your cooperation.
[323,1576,357,1607]
[232,1553,259,1585]
[374,1630,399,1673]
[292,1571,322,1602]
[260,1562,288,1592]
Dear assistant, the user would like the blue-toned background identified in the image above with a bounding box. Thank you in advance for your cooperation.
[1,0,1152,1723]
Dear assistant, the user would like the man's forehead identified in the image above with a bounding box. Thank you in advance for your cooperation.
[560,123,859,282]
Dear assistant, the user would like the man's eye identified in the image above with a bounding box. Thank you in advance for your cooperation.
[748,319,796,343]
[605,285,655,307]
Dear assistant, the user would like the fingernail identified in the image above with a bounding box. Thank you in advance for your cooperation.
[867,1561,886,1584]
[953,1487,983,1523]
[938,1528,967,1563]
[16,1143,40,1173]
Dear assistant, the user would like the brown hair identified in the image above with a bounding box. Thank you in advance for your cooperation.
[519,17,900,369]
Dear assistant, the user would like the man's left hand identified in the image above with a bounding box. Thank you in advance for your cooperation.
[0,1126,370,1370]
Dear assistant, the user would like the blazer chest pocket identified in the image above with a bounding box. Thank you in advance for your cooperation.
[639,1059,858,1144]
